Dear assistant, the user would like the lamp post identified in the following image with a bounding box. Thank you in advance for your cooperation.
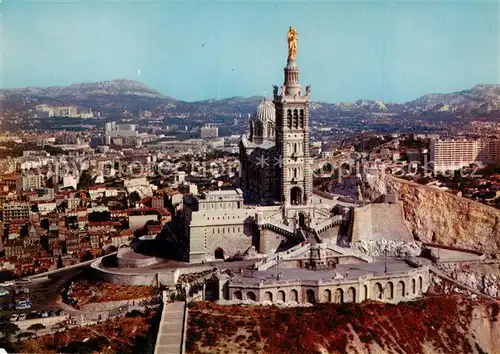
[276,252,281,280]
[384,249,388,274]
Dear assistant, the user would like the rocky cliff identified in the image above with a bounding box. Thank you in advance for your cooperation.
[363,169,500,257]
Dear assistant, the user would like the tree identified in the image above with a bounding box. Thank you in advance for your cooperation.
[27,323,46,332]
[129,191,141,204]
[78,169,94,190]
[0,322,20,341]
[57,254,64,269]
[80,250,94,262]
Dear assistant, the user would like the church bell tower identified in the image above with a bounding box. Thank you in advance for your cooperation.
[273,26,312,209]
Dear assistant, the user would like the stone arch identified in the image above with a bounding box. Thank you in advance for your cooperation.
[363,285,368,301]
[214,248,224,259]
[373,282,383,300]
[386,282,394,300]
[419,276,423,292]
[345,287,356,303]
[334,288,344,304]
[323,289,332,303]
[233,290,242,300]
[290,187,303,205]
[290,289,299,302]
[266,122,274,138]
[264,291,273,302]
[306,289,316,304]
[397,281,405,298]
[412,279,416,294]
[246,291,256,301]
[255,121,263,138]
[277,290,285,302]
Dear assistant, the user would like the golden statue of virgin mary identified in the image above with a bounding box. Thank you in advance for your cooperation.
[287,26,298,60]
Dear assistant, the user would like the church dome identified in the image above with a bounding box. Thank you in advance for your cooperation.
[252,99,275,123]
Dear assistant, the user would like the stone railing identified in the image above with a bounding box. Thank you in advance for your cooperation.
[256,243,310,271]
[326,243,374,263]
[312,215,343,232]
[230,266,429,289]
[261,220,295,237]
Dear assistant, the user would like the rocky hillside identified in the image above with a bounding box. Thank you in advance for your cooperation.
[186,296,500,354]
[363,170,500,257]
[404,84,500,116]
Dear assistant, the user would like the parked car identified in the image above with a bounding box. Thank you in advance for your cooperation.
[15,300,32,310]
[9,314,19,322]
[26,311,38,320]
[0,287,9,297]
[18,313,26,321]
[0,281,15,287]
[41,311,49,318]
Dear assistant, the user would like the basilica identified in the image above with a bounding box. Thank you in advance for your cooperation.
[98,27,430,307]
[183,27,345,263]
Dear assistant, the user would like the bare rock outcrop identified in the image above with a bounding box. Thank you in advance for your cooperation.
[363,168,500,257]
[351,239,422,258]
[438,262,500,298]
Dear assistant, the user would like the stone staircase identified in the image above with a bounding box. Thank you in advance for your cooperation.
[154,302,187,354]
[261,220,295,237]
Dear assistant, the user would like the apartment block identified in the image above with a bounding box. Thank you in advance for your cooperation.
[430,138,500,172]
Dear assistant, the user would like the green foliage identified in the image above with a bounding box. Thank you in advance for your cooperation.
[80,250,94,262]
[57,255,64,269]
[1,322,20,335]
[78,170,94,190]
[129,191,141,204]
[27,323,46,331]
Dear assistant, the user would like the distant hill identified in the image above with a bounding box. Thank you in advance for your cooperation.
[403,84,500,116]
[1,79,499,119]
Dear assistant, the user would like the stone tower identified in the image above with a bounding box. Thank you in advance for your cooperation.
[273,27,312,209]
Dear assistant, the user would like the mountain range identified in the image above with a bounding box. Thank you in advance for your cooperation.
[1,79,499,120]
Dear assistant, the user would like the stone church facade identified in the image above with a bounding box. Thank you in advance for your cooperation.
[184,30,345,263]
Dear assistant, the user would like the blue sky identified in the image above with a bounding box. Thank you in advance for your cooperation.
[1,0,499,103]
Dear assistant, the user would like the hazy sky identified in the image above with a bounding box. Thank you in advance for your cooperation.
[2,0,499,103]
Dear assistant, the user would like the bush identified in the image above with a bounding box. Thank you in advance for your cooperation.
[27,323,46,331]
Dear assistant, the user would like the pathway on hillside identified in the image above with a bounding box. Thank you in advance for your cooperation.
[430,266,499,303]
[154,301,186,354]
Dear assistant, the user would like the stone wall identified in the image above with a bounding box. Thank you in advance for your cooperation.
[227,267,429,305]
[364,171,500,257]
[351,202,412,242]
[259,228,286,254]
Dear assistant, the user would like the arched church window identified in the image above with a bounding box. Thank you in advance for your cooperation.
[293,168,297,178]
[267,123,274,138]
[300,110,304,128]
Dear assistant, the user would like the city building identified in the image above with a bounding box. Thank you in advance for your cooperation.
[430,138,500,172]
[200,125,219,139]
[16,171,43,193]
[183,189,254,262]
[2,202,30,222]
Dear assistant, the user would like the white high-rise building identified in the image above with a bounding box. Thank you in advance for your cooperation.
[430,138,500,172]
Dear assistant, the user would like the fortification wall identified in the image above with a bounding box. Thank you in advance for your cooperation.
[351,202,412,242]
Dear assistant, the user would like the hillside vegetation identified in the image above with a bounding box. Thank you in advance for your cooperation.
[186,295,500,354]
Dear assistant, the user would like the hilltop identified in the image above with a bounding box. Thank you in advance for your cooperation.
[1,79,499,121]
